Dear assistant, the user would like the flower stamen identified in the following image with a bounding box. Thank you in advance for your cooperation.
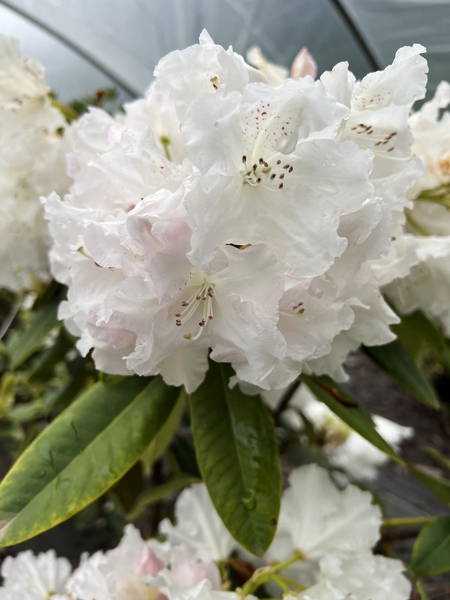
[178,282,215,340]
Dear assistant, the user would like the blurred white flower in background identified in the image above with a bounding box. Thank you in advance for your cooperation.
[0,34,74,292]
[382,81,450,335]
[0,549,72,600]
[264,384,413,481]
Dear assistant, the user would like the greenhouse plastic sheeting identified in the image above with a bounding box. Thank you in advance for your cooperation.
[0,0,448,101]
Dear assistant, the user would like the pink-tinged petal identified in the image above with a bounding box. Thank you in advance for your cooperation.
[136,547,166,578]
[291,47,317,80]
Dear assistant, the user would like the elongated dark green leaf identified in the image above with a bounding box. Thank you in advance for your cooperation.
[141,390,186,476]
[407,465,450,504]
[411,517,450,575]
[300,375,403,464]
[0,376,178,546]
[127,473,201,521]
[190,362,281,557]
[7,300,59,370]
[364,342,440,409]
[424,447,450,472]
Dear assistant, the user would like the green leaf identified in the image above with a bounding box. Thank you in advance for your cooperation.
[27,329,74,383]
[407,465,450,505]
[0,376,179,546]
[393,311,446,357]
[300,375,403,464]
[190,362,281,557]
[141,390,186,476]
[363,341,440,409]
[7,300,59,370]
[424,446,450,472]
[127,473,201,521]
[411,516,450,575]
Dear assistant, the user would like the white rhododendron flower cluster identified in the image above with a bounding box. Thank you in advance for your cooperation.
[0,34,73,292]
[0,466,411,600]
[380,81,450,334]
[42,32,429,391]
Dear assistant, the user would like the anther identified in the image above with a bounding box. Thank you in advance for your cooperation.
[259,158,264,165]
[270,173,276,181]
[256,177,261,184]
[175,313,181,317]
[277,159,281,165]
[283,164,290,169]
[199,319,206,327]
[252,164,257,172]
[289,166,293,173]
[278,183,284,189]
[242,155,247,163]
[181,301,189,307]
[279,173,285,179]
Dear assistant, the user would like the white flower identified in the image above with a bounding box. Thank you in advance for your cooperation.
[44,107,182,376]
[67,524,171,600]
[155,30,266,123]
[379,82,450,333]
[246,47,289,88]
[68,525,222,600]
[409,80,450,192]
[297,552,411,600]
[0,550,71,600]
[113,232,286,389]
[154,580,239,600]
[182,77,373,278]
[266,465,381,586]
[384,235,450,335]
[322,44,427,176]
[0,34,73,291]
[246,47,317,87]
[123,83,186,164]
[44,33,427,390]
[160,483,237,561]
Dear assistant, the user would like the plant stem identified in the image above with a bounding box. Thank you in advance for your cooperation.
[241,550,306,596]
[382,516,436,528]
[51,99,79,122]
[405,212,430,236]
